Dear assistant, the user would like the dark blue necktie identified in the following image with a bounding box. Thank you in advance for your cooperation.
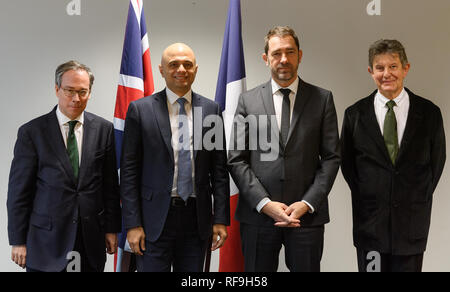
[176,98,193,202]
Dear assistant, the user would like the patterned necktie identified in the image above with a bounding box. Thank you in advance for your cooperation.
[67,120,79,179]
[383,100,398,165]
[176,98,193,202]
[280,88,291,146]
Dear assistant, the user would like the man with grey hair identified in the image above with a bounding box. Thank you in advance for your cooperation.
[341,39,446,272]
[7,60,122,272]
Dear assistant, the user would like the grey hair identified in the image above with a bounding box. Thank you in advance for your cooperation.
[55,60,94,90]
[369,39,409,69]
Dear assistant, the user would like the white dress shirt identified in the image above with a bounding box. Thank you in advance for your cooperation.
[374,88,410,145]
[256,78,314,214]
[56,106,84,166]
[166,88,196,198]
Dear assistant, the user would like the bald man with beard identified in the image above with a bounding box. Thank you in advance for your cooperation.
[120,43,230,272]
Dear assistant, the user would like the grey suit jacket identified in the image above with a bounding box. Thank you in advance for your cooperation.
[227,78,340,227]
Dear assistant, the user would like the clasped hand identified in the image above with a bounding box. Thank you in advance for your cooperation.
[261,201,310,228]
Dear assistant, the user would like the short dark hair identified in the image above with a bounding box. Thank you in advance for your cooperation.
[369,39,409,69]
[55,60,94,90]
[264,26,300,54]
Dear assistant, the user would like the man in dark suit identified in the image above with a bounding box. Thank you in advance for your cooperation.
[227,26,340,272]
[7,60,122,272]
[120,43,230,272]
[341,39,446,272]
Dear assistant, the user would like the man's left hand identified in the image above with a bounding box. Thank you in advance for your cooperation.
[211,224,228,251]
[274,201,310,228]
[105,233,118,255]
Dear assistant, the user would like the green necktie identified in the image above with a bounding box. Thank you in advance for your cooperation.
[67,121,79,179]
[383,100,398,165]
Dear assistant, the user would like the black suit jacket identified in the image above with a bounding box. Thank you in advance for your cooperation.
[7,107,121,272]
[228,79,341,227]
[341,88,446,255]
[120,90,230,243]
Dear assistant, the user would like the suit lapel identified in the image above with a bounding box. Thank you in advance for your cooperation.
[153,90,175,165]
[261,81,276,116]
[45,108,78,185]
[359,92,392,165]
[78,112,97,185]
[286,79,311,145]
[260,81,283,152]
[396,89,422,163]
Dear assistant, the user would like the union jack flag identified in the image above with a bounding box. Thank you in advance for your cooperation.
[114,0,154,272]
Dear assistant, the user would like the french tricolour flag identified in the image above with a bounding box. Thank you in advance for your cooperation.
[114,0,154,272]
[215,0,246,272]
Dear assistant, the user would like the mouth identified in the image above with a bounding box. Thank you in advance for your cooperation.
[278,66,291,71]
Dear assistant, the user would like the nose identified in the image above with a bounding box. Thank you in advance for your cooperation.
[177,64,187,73]
[280,53,288,64]
[72,94,81,102]
[383,68,392,78]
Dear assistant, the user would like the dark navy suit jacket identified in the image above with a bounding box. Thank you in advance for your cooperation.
[7,107,122,271]
[120,89,230,243]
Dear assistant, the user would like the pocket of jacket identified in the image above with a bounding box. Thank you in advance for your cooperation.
[30,213,52,231]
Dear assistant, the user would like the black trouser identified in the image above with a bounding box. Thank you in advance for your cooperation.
[240,223,324,272]
[140,197,209,272]
[357,249,424,272]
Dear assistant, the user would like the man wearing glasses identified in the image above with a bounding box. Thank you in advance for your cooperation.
[7,60,122,272]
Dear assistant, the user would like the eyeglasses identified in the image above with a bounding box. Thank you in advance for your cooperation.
[60,87,90,98]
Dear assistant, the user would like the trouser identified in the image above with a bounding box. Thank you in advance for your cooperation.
[240,223,324,272]
[140,197,209,272]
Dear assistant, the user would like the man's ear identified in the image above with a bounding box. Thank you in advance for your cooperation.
[298,50,303,64]
[262,53,269,66]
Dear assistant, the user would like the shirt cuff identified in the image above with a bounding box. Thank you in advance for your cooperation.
[302,200,315,213]
[256,197,272,213]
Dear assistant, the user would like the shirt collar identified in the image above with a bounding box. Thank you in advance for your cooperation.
[376,88,408,107]
[271,77,299,96]
[166,87,193,105]
[56,106,84,127]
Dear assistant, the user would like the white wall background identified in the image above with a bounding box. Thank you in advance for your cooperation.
[0,0,449,272]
